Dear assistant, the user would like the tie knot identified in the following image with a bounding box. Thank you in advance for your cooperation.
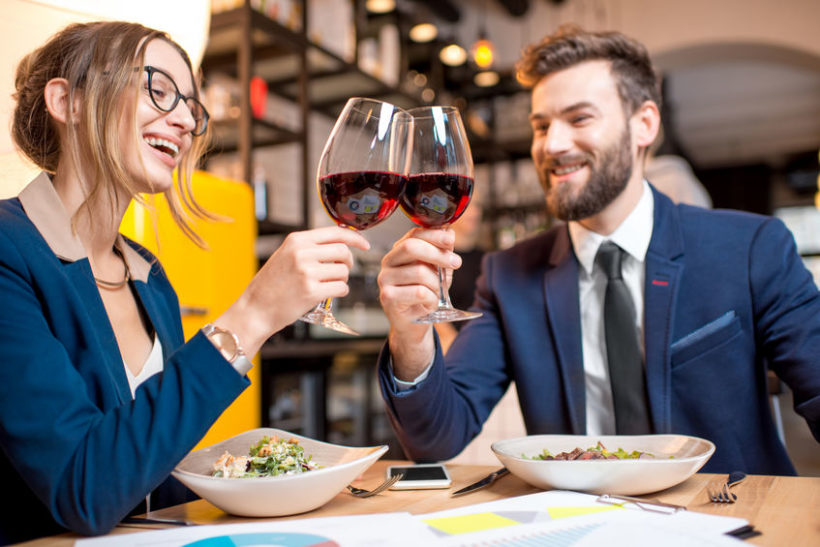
[597,241,624,280]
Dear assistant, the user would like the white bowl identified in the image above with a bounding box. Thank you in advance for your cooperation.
[172,428,388,517]
[491,434,714,496]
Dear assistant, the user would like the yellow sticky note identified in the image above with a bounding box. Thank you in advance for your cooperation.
[423,512,519,535]
[547,505,622,519]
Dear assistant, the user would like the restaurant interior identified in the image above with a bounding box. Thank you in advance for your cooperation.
[1,0,818,486]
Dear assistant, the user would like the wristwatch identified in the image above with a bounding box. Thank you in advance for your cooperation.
[202,323,253,376]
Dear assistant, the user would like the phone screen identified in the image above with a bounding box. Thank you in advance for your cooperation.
[389,465,448,481]
[387,464,452,489]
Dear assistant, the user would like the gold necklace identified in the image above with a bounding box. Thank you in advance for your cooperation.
[94,245,131,290]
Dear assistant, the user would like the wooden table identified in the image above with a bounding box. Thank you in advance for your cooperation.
[17,461,820,546]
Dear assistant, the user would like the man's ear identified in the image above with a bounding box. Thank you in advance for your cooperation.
[43,78,81,125]
[631,100,660,149]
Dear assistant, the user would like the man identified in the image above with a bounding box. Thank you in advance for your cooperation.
[375,25,820,475]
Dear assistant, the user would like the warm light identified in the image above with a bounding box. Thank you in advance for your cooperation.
[366,0,395,14]
[473,70,499,87]
[815,149,820,210]
[439,43,467,66]
[471,38,495,69]
[0,0,210,193]
[409,22,438,43]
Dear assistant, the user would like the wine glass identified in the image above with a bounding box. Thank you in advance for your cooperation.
[300,98,412,335]
[400,105,482,324]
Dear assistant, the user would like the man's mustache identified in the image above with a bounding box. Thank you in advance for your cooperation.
[539,154,590,170]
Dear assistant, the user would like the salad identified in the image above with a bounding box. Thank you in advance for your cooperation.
[211,435,320,478]
[526,441,660,460]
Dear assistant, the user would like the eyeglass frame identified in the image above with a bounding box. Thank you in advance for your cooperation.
[139,65,210,136]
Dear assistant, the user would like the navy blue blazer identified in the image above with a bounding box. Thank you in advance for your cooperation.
[0,174,250,543]
[379,186,820,475]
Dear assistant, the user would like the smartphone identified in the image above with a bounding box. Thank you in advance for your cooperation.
[386,463,452,490]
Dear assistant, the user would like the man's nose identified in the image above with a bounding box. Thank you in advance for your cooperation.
[541,123,572,156]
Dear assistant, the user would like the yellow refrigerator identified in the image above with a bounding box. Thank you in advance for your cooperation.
[121,171,260,449]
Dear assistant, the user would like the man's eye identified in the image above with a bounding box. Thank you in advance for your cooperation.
[571,114,591,124]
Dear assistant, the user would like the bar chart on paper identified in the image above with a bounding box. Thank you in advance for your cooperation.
[419,491,749,547]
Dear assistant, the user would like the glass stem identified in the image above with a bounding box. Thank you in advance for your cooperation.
[316,297,333,313]
[437,267,454,310]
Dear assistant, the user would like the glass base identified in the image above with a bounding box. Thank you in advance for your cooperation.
[301,308,360,336]
[413,307,483,324]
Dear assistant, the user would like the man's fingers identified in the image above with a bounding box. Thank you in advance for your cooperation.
[383,240,461,271]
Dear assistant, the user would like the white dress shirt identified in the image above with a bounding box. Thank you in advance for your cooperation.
[568,180,654,435]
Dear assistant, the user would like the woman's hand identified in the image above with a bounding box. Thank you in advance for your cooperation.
[216,226,370,357]
[377,227,462,380]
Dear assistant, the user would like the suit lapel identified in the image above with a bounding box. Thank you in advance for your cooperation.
[543,228,586,433]
[62,259,134,404]
[643,188,685,433]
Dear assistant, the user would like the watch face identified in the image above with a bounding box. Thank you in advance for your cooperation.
[210,329,238,362]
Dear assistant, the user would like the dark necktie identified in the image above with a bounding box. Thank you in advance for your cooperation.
[597,241,651,434]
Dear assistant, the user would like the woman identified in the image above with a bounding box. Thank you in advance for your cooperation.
[0,21,368,543]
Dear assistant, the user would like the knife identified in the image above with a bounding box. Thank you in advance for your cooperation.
[120,516,196,527]
[451,467,509,497]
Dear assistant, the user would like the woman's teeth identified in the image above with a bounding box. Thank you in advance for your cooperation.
[145,137,179,158]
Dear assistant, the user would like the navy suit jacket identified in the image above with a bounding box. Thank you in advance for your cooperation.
[0,174,249,543]
[379,186,820,475]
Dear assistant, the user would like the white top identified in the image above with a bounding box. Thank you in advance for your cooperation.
[568,180,654,434]
[124,334,164,399]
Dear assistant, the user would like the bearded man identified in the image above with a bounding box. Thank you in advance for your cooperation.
[375,25,820,474]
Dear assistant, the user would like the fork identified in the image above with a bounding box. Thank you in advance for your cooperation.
[707,471,747,503]
[346,472,404,497]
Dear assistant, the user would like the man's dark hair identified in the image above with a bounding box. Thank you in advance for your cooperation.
[516,24,661,115]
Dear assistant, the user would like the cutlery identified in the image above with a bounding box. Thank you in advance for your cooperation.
[120,516,196,527]
[451,467,509,497]
[346,472,403,497]
[707,470,747,503]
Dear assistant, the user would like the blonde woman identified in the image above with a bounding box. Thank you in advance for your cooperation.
[0,21,367,542]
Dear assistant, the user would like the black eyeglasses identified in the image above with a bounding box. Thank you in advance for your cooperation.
[141,66,209,136]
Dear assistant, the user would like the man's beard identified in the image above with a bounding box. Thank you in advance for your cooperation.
[538,127,634,221]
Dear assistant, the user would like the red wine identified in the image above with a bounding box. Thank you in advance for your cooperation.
[319,171,406,230]
[400,173,474,228]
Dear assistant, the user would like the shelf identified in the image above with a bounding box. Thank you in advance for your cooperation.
[260,337,385,361]
[205,7,420,118]
[486,202,547,219]
[209,118,303,153]
[202,2,422,237]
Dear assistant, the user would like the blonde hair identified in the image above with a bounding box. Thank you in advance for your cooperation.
[12,21,213,246]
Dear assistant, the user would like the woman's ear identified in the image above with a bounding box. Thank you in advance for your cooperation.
[43,78,81,125]
[631,100,661,149]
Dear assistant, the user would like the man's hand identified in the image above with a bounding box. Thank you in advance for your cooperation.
[377,227,462,380]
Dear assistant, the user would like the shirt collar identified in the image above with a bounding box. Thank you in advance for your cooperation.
[569,179,655,275]
[18,172,151,282]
